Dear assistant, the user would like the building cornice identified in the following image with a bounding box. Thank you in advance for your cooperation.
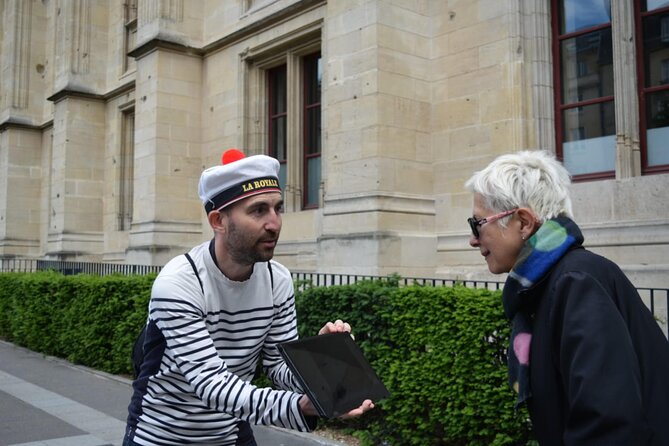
[203,0,325,55]
[0,117,54,133]
[128,38,204,60]
[47,89,104,104]
[46,80,136,104]
[2,81,136,132]
[128,0,325,60]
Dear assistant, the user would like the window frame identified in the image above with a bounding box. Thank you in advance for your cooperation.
[118,107,135,231]
[301,52,321,210]
[551,1,616,181]
[122,0,137,74]
[267,64,288,189]
[635,1,669,174]
[239,27,321,212]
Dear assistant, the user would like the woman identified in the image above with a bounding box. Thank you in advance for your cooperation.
[464,150,669,445]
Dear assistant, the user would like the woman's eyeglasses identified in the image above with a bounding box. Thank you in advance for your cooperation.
[467,209,518,239]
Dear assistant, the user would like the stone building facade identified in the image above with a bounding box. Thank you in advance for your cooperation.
[0,0,667,287]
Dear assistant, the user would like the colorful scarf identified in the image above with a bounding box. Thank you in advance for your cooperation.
[502,216,583,408]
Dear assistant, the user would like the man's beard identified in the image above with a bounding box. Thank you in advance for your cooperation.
[224,219,276,266]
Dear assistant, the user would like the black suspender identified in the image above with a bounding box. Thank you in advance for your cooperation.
[185,251,274,293]
[184,252,204,293]
[267,260,274,289]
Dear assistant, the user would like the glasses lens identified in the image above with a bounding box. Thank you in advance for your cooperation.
[467,217,480,238]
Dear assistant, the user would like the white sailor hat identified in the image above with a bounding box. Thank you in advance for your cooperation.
[198,149,281,213]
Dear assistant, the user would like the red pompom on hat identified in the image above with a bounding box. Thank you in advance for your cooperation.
[222,148,245,165]
[199,149,281,213]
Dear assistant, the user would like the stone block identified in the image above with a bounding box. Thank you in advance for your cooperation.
[433,47,479,80]
[377,2,430,35]
[448,16,508,53]
[434,96,479,128]
[447,64,506,99]
[377,24,430,58]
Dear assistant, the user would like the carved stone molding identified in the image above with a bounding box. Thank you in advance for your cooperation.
[55,0,91,75]
[140,0,184,23]
[612,0,641,178]
[6,0,31,109]
[515,0,555,152]
[46,81,135,104]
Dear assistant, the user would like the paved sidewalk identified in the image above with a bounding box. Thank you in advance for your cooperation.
[0,340,345,446]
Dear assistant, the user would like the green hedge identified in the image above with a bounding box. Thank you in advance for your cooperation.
[0,271,154,375]
[295,279,533,446]
[0,272,533,445]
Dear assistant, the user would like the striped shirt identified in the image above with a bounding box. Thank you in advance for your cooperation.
[126,241,309,445]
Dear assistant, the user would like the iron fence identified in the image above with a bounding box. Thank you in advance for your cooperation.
[0,258,666,337]
[290,271,505,289]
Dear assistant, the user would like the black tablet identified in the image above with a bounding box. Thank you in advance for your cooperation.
[277,332,389,418]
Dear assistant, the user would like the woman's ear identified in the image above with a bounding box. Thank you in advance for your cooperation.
[516,208,540,239]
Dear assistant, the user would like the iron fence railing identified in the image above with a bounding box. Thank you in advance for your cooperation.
[0,258,163,275]
[290,271,505,290]
[0,258,666,337]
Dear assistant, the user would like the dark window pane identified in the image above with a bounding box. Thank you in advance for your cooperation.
[562,101,615,175]
[563,101,615,141]
[305,107,321,155]
[271,116,287,160]
[268,64,287,164]
[645,90,669,166]
[305,57,321,105]
[561,28,613,104]
[643,13,669,86]
[305,156,321,207]
[560,0,611,34]
[269,66,287,114]
[643,0,669,12]
[303,53,321,208]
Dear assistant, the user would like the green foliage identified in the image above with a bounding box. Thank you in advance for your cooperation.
[0,271,534,444]
[0,271,154,375]
[296,281,533,446]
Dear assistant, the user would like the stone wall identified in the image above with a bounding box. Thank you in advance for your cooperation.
[0,0,666,288]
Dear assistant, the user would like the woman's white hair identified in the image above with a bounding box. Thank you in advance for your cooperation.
[464,150,573,222]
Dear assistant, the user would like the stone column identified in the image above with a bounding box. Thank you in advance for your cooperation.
[0,127,42,257]
[40,1,109,259]
[125,48,204,265]
[46,96,105,259]
[1,0,31,113]
[1,0,48,122]
[0,0,48,258]
[516,0,555,152]
[612,0,641,178]
[53,0,107,93]
[321,0,436,277]
[136,0,202,49]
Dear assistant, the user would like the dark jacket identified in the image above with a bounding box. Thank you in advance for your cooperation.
[524,247,669,445]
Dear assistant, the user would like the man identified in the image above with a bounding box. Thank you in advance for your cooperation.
[124,149,373,446]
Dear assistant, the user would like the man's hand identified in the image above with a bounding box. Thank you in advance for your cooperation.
[339,399,375,419]
[318,319,352,336]
[299,395,375,418]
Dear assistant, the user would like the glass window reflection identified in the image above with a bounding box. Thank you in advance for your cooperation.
[644,0,669,12]
[561,28,613,104]
[645,90,669,166]
[643,12,669,87]
[560,0,611,34]
[303,54,321,208]
[562,101,616,175]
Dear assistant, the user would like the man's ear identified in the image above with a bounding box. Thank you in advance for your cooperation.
[516,208,540,239]
[207,210,226,233]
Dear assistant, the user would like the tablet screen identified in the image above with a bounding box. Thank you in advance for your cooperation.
[278,332,389,418]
